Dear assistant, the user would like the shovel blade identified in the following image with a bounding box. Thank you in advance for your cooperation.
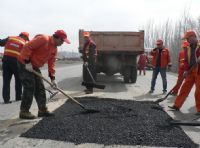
[154,98,165,103]
[82,82,105,89]
[169,120,200,126]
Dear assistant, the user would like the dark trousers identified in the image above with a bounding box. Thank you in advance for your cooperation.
[18,62,47,112]
[2,56,22,102]
[138,65,146,75]
[83,61,96,91]
[150,67,167,91]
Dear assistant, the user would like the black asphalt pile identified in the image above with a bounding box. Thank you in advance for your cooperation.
[21,97,198,148]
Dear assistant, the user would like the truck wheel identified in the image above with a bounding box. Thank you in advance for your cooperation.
[123,67,131,83]
[130,66,137,83]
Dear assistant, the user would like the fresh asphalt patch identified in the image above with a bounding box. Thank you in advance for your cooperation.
[21,97,198,148]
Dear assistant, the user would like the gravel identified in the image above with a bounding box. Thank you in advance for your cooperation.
[21,97,198,148]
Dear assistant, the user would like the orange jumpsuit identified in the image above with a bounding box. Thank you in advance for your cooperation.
[174,41,200,111]
[171,50,185,94]
[138,53,148,75]
[18,35,57,79]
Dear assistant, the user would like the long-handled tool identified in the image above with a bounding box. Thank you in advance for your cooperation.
[169,118,200,126]
[32,70,99,113]
[82,64,105,89]
[154,82,182,103]
[154,64,196,103]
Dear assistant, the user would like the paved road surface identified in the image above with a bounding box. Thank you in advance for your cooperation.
[0,64,199,148]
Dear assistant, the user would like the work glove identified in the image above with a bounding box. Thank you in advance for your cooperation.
[168,64,172,70]
[25,63,33,72]
[82,55,88,62]
[84,62,88,67]
[51,80,58,89]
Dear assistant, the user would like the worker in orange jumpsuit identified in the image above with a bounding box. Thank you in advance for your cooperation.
[138,52,149,75]
[82,31,97,94]
[169,31,200,115]
[18,30,70,119]
[0,32,29,104]
[170,41,190,96]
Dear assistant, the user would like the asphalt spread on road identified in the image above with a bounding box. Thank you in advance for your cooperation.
[21,97,198,148]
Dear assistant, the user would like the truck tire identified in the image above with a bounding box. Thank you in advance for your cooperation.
[123,67,131,83]
[130,66,137,83]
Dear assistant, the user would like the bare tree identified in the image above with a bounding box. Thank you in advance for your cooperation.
[143,8,199,72]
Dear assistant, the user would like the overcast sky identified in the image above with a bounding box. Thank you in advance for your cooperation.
[0,0,199,52]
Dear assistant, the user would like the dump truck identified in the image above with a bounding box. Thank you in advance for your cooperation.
[79,30,144,83]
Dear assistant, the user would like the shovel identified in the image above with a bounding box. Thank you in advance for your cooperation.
[169,119,200,126]
[154,83,181,103]
[82,64,105,89]
[32,70,99,113]
[154,64,196,103]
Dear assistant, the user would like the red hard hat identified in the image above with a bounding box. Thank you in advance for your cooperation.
[184,30,197,39]
[156,39,163,45]
[54,30,70,44]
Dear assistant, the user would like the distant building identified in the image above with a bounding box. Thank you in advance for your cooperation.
[55,51,81,61]
[57,51,81,60]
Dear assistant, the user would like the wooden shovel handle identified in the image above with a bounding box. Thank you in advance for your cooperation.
[32,70,85,109]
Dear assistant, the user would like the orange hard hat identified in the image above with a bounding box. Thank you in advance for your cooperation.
[182,41,190,48]
[184,30,197,39]
[21,32,29,38]
[54,30,70,44]
[20,32,29,41]
[156,39,163,45]
[83,31,90,37]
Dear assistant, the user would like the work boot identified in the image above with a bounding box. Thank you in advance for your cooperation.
[38,109,54,117]
[4,100,12,104]
[149,90,154,94]
[163,90,167,94]
[19,111,36,119]
[168,105,179,111]
[84,89,93,94]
